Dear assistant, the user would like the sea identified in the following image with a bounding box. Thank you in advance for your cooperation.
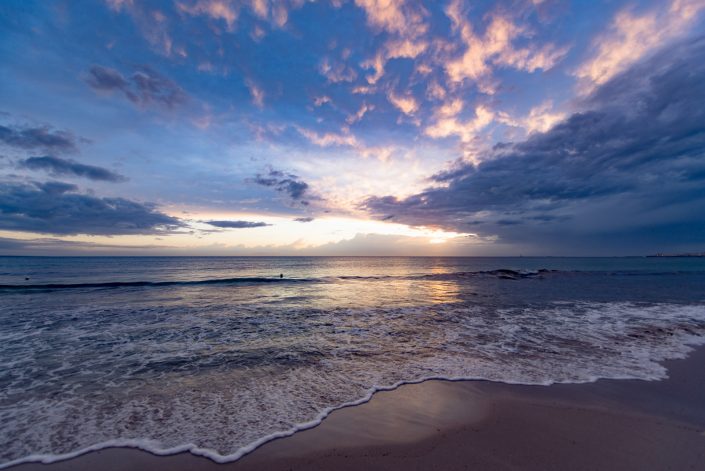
[1,256,704,467]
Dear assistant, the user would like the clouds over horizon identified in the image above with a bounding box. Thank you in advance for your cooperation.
[0,181,182,236]
[205,220,270,229]
[364,36,705,254]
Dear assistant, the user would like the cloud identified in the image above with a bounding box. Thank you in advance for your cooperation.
[105,0,174,56]
[289,232,479,256]
[361,35,429,84]
[387,91,419,115]
[85,65,187,108]
[424,104,494,150]
[352,85,376,95]
[20,156,127,182]
[36,181,79,195]
[355,0,429,84]
[443,1,568,93]
[246,78,265,107]
[176,0,295,31]
[295,126,395,161]
[319,57,358,83]
[360,52,385,85]
[0,236,168,254]
[177,0,239,31]
[575,0,705,91]
[385,38,428,59]
[0,124,80,154]
[254,168,310,200]
[205,220,270,228]
[354,0,427,37]
[496,100,566,135]
[313,96,331,107]
[105,0,133,11]
[0,181,182,235]
[364,37,705,254]
[426,80,447,100]
[294,216,314,222]
[296,127,359,147]
[346,103,374,124]
[250,0,269,19]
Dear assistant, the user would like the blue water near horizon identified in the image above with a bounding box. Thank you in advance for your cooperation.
[3,255,705,286]
[1,256,704,467]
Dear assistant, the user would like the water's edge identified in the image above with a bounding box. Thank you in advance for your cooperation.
[3,341,703,470]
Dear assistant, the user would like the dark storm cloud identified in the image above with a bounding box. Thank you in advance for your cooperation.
[205,220,270,228]
[20,156,127,182]
[0,181,183,235]
[364,37,705,254]
[254,168,310,200]
[294,217,314,222]
[0,124,80,153]
[36,181,79,194]
[85,65,187,108]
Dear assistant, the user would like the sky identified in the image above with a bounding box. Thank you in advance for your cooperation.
[0,0,704,256]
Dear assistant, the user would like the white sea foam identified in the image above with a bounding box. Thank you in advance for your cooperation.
[1,299,704,468]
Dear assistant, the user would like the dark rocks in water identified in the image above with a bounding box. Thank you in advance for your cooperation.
[490,268,561,280]
[494,269,521,276]
[491,269,538,280]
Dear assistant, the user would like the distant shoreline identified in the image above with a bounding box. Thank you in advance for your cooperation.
[646,253,705,257]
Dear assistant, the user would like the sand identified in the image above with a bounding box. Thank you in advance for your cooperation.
[9,347,705,471]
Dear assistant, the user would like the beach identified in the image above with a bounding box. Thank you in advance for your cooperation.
[12,345,705,471]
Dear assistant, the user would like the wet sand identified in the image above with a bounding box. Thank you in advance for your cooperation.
[11,346,705,471]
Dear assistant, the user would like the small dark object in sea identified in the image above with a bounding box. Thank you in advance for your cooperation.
[25,277,29,281]
[280,273,283,278]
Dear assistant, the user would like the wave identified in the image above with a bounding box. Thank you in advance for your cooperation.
[2,268,702,292]
[0,269,556,291]
[0,276,318,291]
[1,300,704,468]
[2,344,703,470]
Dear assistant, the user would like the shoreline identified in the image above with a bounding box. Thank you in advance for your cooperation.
[8,345,705,471]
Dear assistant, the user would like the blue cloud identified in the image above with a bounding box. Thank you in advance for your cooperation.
[0,124,81,154]
[254,168,310,201]
[20,156,127,182]
[205,220,270,228]
[0,181,183,235]
[85,65,187,108]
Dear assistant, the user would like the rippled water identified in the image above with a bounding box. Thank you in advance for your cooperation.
[1,256,705,467]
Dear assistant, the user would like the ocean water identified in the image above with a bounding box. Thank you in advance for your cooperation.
[1,256,705,467]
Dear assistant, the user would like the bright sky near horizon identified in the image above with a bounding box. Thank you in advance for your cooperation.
[1,0,704,255]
